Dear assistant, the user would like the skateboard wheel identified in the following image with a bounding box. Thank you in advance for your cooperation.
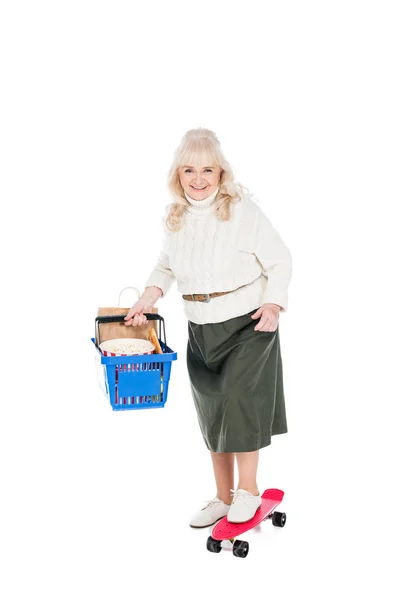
[272,511,286,527]
[206,536,222,553]
[232,540,249,558]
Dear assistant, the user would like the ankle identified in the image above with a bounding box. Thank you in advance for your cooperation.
[217,495,232,505]
[237,486,260,496]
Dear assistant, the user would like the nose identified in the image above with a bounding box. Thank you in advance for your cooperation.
[193,174,205,184]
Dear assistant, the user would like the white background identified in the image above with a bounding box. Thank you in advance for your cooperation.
[1,1,399,598]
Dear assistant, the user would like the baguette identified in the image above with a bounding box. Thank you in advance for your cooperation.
[148,327,163,354]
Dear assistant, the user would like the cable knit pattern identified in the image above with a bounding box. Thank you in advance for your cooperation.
[144,187,292,324]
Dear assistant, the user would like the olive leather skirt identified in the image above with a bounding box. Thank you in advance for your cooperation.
[186,307,288,453]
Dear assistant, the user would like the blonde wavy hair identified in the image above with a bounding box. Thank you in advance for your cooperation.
[165,127,252,232]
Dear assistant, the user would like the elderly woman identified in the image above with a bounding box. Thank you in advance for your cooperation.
[125,127,292,528]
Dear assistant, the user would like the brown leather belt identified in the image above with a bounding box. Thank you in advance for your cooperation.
[182,284,248,302]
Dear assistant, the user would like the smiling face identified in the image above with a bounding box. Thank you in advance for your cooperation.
[178,164,221,200]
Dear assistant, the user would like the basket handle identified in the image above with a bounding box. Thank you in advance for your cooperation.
[95,313,167,351]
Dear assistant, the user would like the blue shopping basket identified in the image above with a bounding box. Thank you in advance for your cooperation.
[92,313,177,411]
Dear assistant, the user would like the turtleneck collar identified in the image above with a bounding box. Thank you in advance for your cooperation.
[184,186,219,214]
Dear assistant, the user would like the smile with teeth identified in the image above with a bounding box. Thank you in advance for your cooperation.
[191,185,208,190]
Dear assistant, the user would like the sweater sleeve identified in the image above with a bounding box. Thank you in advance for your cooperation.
[144,204,176,298]
[144,246,176,298]
[253,207,292,312]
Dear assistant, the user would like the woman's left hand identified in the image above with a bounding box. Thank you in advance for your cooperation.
[251,303,281,332]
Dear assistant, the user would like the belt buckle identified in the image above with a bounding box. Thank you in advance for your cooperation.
[189,293,211,302]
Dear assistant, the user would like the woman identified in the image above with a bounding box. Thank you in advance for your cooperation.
[124,128,292,528]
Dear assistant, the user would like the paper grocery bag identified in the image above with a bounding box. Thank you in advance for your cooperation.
[96,306,159,347]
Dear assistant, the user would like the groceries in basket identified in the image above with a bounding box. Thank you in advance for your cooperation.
[99,338,155,357]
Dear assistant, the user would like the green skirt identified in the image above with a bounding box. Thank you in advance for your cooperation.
[186,307,288,453]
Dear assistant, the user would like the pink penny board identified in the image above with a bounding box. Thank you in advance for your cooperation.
[211,488,284,541]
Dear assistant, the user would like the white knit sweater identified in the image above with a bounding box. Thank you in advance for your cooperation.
[144,186,292,324]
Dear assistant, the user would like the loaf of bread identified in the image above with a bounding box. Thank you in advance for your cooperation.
[148,327,163,354]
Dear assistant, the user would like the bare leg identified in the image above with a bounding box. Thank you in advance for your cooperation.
[235,450,260,495]
[210,451,235,504]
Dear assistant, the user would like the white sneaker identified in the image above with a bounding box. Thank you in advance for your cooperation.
[227,489,262,523]
[189,496,231,528]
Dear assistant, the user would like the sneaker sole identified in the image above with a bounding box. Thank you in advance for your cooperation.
[189,515,226,529]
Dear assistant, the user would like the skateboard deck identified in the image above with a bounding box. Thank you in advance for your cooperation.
[211,488,284,541]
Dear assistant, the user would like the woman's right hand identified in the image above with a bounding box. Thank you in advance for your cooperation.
[124,286,163,327]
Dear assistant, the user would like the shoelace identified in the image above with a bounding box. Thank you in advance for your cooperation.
[202,498,224,509]
[202,489,257,509]
[230,488,256,507]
